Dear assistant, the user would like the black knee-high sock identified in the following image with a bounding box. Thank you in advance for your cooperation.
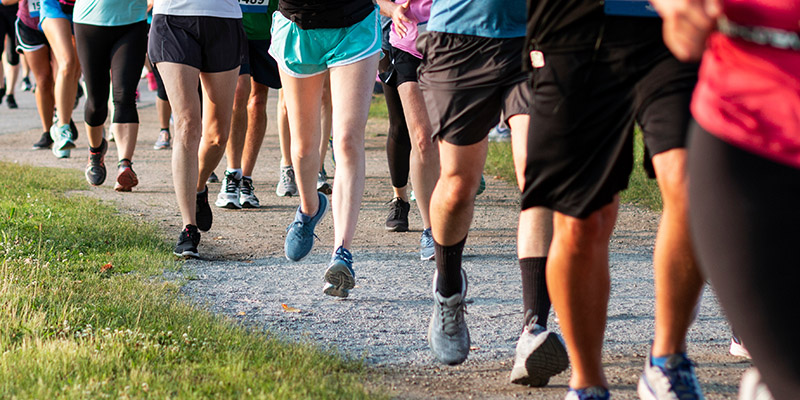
[520,257,550,328]
[434,236,467,297]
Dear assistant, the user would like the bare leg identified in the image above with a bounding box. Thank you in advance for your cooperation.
[3,53,19,96]
[242,81,269,177]
[277,89,292,167]
[23,48,56,133]
[319,74,332,173]
[41,18,80,126]
[225,74,252,171]
[157,98,172,130]
[651,148,704,356]
[547,202,617,390]
[197,69,241,190]
[398,81,438,229]
[112,123,139,161]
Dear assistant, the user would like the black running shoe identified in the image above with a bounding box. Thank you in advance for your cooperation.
[0,84,5,104]
[69,119,78,141]
[74,83,84,109]
[196,186,213,232]
[33,132,54,149]
[207,171,219,183]
[385,197,410,232]
[85,139,108,186]
[6,94,17,109]
[173,224,200,258]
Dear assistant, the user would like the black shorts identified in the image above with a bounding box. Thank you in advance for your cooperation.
[15,19,49,53]
[521,38,698,218]
[148,14,246,73]
[418,32,530,146]
[239,39,281,89]
[382,45,420,87]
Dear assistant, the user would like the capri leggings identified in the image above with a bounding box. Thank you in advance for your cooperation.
[0,5,20,66]
[382,82,411,188]
[74,21,148,127]
[689,123,800,400]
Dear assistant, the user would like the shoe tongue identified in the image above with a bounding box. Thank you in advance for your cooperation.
[441,292,462,306]
[664,353,687,369]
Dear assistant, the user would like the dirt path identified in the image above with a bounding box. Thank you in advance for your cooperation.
[0,85,749,399]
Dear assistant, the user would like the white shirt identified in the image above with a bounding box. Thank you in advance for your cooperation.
[153,0,242,19]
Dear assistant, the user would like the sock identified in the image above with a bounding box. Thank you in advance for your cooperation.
[520,257,551,328]
[89,144,103,153]
[434,236,466,297]
[226,168,243,180]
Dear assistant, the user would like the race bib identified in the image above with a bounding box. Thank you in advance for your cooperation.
[28,0,41,18]
[238,0,269,13]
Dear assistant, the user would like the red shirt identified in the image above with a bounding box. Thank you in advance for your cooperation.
[692,0,800,168]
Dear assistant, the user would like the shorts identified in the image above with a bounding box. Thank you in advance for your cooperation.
[148,14,246,73]
[521,39,698,218]
[40,0,73,25]
[15,19,49,53]
[268,6,381,78]
[239,39,281,89]
[382,45,420,87]
[418,32,530,146]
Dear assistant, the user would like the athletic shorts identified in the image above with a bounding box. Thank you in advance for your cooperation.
[268,6,381,78]
[148,14,246,73]
[40,0,72,25]
[239,39,281,89]
[382,45,420,87]
[15,18,48,53]
[418,32,530,146]
[520,39,698,218]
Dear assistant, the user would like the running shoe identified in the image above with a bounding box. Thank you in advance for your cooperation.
[153,129,170,150]
[69,119,79,141]
[488,123,511,142]
[215,170,242,209]
[74,82,84,109]
[323,246,356,298]
[385,197,410,232]
[284,191,328,261]
[317,170,332,195]
[730,336,751,359]
[50,123,76,152]
[33,132,54,150]
[6,94,17,109]
[509,313,569,387]
[114,159,139,192]
[107,128,114,142]
[638,353,704,400]
[240,176,260,208]
[565,387,610,400]
[477,174,486,196]
[428,270,470,365]
[738,368,774,400]
[420,228,435,261]
[85,139,108,186]
[173,224,200,259]
[207,171,219,184]
[21,77,33,92]
[196,186,213,232]
[0,83,5,104]
[146,72,157,92]
[276,165,298,197]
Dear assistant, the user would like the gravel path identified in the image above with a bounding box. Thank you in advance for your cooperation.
[0,82,749,399]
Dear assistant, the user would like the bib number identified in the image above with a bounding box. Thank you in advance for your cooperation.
[28,0,41,18]
[238,0,269,13]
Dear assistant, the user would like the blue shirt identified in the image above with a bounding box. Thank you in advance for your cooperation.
[428,0,525,38]
[74,0,147,26]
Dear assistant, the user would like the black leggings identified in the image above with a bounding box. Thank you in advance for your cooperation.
[382,82,411,189]
[689,123,800,400]
[0,6,19,66]
[74,21,148,127]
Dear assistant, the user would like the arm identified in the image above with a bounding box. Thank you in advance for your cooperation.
[649,0,723,61]
[1,0,20,5]
[147,0,153,13]
[376,0,413,38]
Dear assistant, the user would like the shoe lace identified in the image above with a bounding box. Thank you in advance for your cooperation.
[334,246,353,264]
[438,297,467,336]
[241,178,254,196]
[286,220,320,242]
[386,198,404,220]
[421,230,434,247]
[661,357,701,399]
[224,173,239,194]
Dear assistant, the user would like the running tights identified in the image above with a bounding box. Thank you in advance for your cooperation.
[689,124,800,400]
[382,82,411,189]
[74,21,147,127]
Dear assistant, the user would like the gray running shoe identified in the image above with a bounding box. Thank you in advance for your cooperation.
[276,165,298,197]
[420,228,434,261]
[385,197,410,232]
[153,129,170,149]
[215,171,242,209]
[240,176,260,208]
[427,270,470,365]
[509,314,569,387]
[638,353,704,400]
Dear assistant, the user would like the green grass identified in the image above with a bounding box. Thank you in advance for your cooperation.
[484,128,663,211]
[369,94,389,120]
[0,163,380,399]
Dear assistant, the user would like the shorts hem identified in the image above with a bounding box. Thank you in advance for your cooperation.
[328,48,381,69]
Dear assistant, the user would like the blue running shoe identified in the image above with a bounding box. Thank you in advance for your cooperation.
[50,123,75,152]
[638,353,704,400]
[565,386,610,400]
[323,246,355,298]
[285,191,329,261]
[420,227,434,261]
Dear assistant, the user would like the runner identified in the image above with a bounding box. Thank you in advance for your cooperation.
[0,1,20,109]
[653,0,800,399]
[214,0,281,210]
[149,0,245,258]
[269,0,380,298]
[377,0,440,261]
[74,0,148,191]
[523,2,704,399]
[40,0,81,158]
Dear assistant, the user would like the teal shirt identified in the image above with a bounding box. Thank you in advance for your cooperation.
[74,0,147,26]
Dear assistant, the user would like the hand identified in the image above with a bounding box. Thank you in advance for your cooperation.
[391,1,413,38]
[649,0,723,61]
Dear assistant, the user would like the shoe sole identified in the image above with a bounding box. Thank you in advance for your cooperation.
[115,169,139,192]
[385,224,409,232]
[276,191,297,197]
[509,332,569,387]
[420,253,435,261]
[241,200,260,208]
[215,199,242,209]
[33,144,53,150]
[317,184,332,195]
[323,264,355,298]
[57,141,77,151]
[153,145,170,150]
[173,250,200,259]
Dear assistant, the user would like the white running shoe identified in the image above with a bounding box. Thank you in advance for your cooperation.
[215,171,242,209]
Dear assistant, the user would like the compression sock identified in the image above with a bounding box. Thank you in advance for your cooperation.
[434,236,467,297]
[520,257,551,328]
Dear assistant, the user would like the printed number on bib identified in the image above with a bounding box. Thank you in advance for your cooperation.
[239,0,269,13]
[29,0,41,18]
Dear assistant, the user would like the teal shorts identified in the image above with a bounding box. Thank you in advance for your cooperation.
[268,6,380,78]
